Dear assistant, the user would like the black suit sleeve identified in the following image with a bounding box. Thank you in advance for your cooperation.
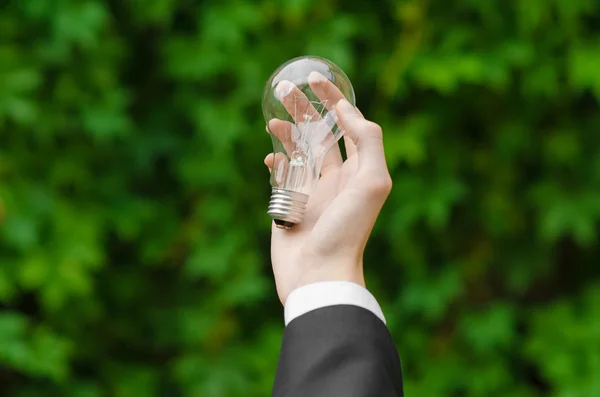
[273,305,403,397]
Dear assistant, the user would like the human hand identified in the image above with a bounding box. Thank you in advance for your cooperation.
[265,74,392,305]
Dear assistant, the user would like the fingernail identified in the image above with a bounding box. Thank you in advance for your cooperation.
[274,80,294,101]
[308,71,327,84]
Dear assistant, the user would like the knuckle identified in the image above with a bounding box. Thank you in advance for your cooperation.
[380,174,393,195]
[364,121,383,137]
[364,173,393,197]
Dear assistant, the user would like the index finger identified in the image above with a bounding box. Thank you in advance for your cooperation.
[308,71,360,158]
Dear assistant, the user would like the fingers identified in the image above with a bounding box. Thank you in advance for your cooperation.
[343,137,358,158]
[311,102,391,246]
[265,152,289,186]
[264,153,274,171]
[267,119,294,156]
[275,80,322,123]
[308,72,345,111]
[268,117,341,177]
[273,78,343,175]
[335,99,391,196]
[265,121,292,185]
[307,72,358,159]
[343,105,361,158]
[307,71,347,170]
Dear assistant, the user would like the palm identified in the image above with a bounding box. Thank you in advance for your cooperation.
[270,150,358,302]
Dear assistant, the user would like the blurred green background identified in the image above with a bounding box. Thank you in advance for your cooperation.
[1,0,600,396]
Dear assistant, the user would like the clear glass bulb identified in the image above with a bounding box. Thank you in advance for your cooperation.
[262,56,356,229]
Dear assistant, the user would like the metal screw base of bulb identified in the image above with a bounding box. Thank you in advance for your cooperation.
[267,188,309,229]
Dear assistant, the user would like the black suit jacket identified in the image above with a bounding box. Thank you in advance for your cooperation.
[273,305,403,396]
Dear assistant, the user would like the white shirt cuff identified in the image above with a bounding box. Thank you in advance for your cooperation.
[284,281,386,326]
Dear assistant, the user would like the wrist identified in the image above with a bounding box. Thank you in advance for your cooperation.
[287,265,365,304]
[297,270,365,289]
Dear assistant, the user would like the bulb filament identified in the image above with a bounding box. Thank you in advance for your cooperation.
[284,150,308,192]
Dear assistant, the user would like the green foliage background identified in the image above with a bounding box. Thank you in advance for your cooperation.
[1,0,600,395]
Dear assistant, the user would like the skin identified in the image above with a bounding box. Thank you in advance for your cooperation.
[265,73,393,305]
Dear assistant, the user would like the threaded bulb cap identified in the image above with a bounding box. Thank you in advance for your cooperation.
[267,188,309,229]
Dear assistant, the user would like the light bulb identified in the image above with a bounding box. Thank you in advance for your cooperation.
[262,56,356,229]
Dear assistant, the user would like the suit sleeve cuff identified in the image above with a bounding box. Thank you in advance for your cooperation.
[283,281,386,326]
